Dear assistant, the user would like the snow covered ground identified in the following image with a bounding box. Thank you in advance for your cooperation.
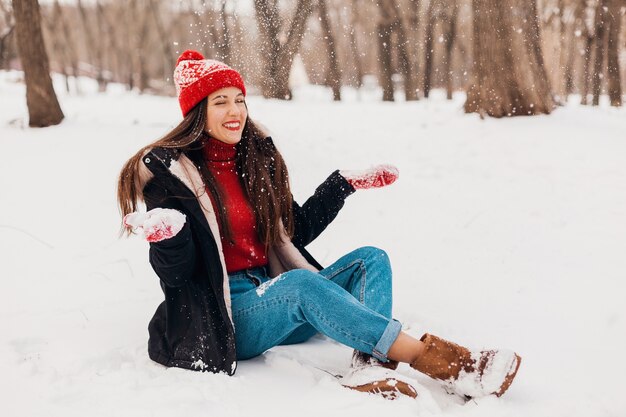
[1,71,625,417]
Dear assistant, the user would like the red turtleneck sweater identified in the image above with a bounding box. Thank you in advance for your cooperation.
[203,137,268,273]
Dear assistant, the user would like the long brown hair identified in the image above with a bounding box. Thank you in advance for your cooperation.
[117,98,294,245]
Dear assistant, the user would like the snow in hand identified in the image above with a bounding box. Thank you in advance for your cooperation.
[1,72,626,417]
[341,164,399,190]
[124,208,186,243]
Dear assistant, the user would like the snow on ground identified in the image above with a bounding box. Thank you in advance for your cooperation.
[1,71,625,417]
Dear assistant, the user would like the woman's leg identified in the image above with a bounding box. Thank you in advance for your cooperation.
[319,246,393,318]
[279,246,394,346]
[231,268,402,361]
[318,246,427,365]
[387,332,425,363]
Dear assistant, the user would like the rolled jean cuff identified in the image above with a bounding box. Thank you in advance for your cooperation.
[371,319,402,362]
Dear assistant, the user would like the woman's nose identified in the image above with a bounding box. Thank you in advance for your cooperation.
[227,102,240,115]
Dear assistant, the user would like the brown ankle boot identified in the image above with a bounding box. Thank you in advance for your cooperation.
[410,334,521,398]
[342,351,417,400]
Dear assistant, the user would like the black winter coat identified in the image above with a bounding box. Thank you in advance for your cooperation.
[139,145,355,374]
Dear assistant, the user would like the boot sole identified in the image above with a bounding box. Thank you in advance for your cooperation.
[495,353,521,397]
[344,378,418,400]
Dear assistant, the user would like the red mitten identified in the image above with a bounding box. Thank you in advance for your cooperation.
[124,208,187,243]
[341,165,399,190]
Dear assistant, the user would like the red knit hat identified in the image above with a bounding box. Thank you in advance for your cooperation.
[173,50,246,116]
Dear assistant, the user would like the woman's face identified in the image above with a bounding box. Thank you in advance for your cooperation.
[205,87,247,145]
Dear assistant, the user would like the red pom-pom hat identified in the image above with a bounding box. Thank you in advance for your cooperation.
[173,50,246,117]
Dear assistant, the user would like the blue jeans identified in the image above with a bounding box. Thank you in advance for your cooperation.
[229,246,402,362]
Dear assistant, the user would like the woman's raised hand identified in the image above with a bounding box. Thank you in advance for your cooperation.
[124,208,187,243]
[340,165,399,190]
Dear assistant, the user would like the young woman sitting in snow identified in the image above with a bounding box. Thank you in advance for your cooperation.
[117,50,521,400]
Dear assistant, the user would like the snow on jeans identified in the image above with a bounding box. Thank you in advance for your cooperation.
[229,246,402,362]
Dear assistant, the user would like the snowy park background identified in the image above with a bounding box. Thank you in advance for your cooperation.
[1,71,625,416]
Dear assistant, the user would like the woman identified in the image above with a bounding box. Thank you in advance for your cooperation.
[118,50,521,400]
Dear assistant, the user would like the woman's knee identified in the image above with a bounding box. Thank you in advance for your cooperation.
[356,246,391,270]
[355,245,387,259]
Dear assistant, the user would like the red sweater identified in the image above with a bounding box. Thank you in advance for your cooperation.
[203,138,268,273]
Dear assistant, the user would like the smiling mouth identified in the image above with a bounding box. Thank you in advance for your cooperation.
[223,122,241,131]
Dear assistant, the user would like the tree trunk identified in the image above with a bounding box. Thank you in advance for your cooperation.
[94,0,109,91]
[581,33,594,104]
[186,0,212,58]
[219,0,232,65]
[377,0,417,101]
[348,0,363,89]
[394,14,418,100]
[318,0,341,100]
[128,0,149,92]
[443,1,459,99]
[42,4,70,92]
[556,0,568,101]
[377,18,394,101]
[148,0,176,81]
[51,0,81,94]
[77,0,106,91]
[605,0,622,106]
[12,0,64,127]
[423,0,435,98]
[407,0,421,96]
[124,0,136,90]
[0,25,14,70]
[254,0,314,99]
[564,0,585,98]
[96,1,122,85]
[464,0,554,117]
[0,2,14,70]
[591,0,607,106]
[580,2,594,107]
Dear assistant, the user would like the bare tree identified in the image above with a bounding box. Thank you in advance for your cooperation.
[465,0,554,117]
[580,0,595,105]
[254,0,315,99]
[591,0,608,105]
[377,0,417,101]
[378,3,394,101]
[12,0,64,127]
[442,1,459,99]
[148,0,177,81]
[318,0,341,100]
[347,0,364,89]
[77,0,107,91]
[216,0,233,64]
[407,0,421,94]
[583,0,623,107]
[561,0,586,99]
[424,0,459,99]
[423,0,436,98]
[93,0,110,91]
[96,1,122,86]
[46,1,82,94]
[0,0,14,69]
[605,0,622,106]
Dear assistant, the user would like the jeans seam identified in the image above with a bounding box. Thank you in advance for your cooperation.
[322,258,364,281]
[358,261,366,304]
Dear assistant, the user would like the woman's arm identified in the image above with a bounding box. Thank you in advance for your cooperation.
[291,165,399,247]
[291,170,355,247]
[148,221,196,288]
[139,181,197,287]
